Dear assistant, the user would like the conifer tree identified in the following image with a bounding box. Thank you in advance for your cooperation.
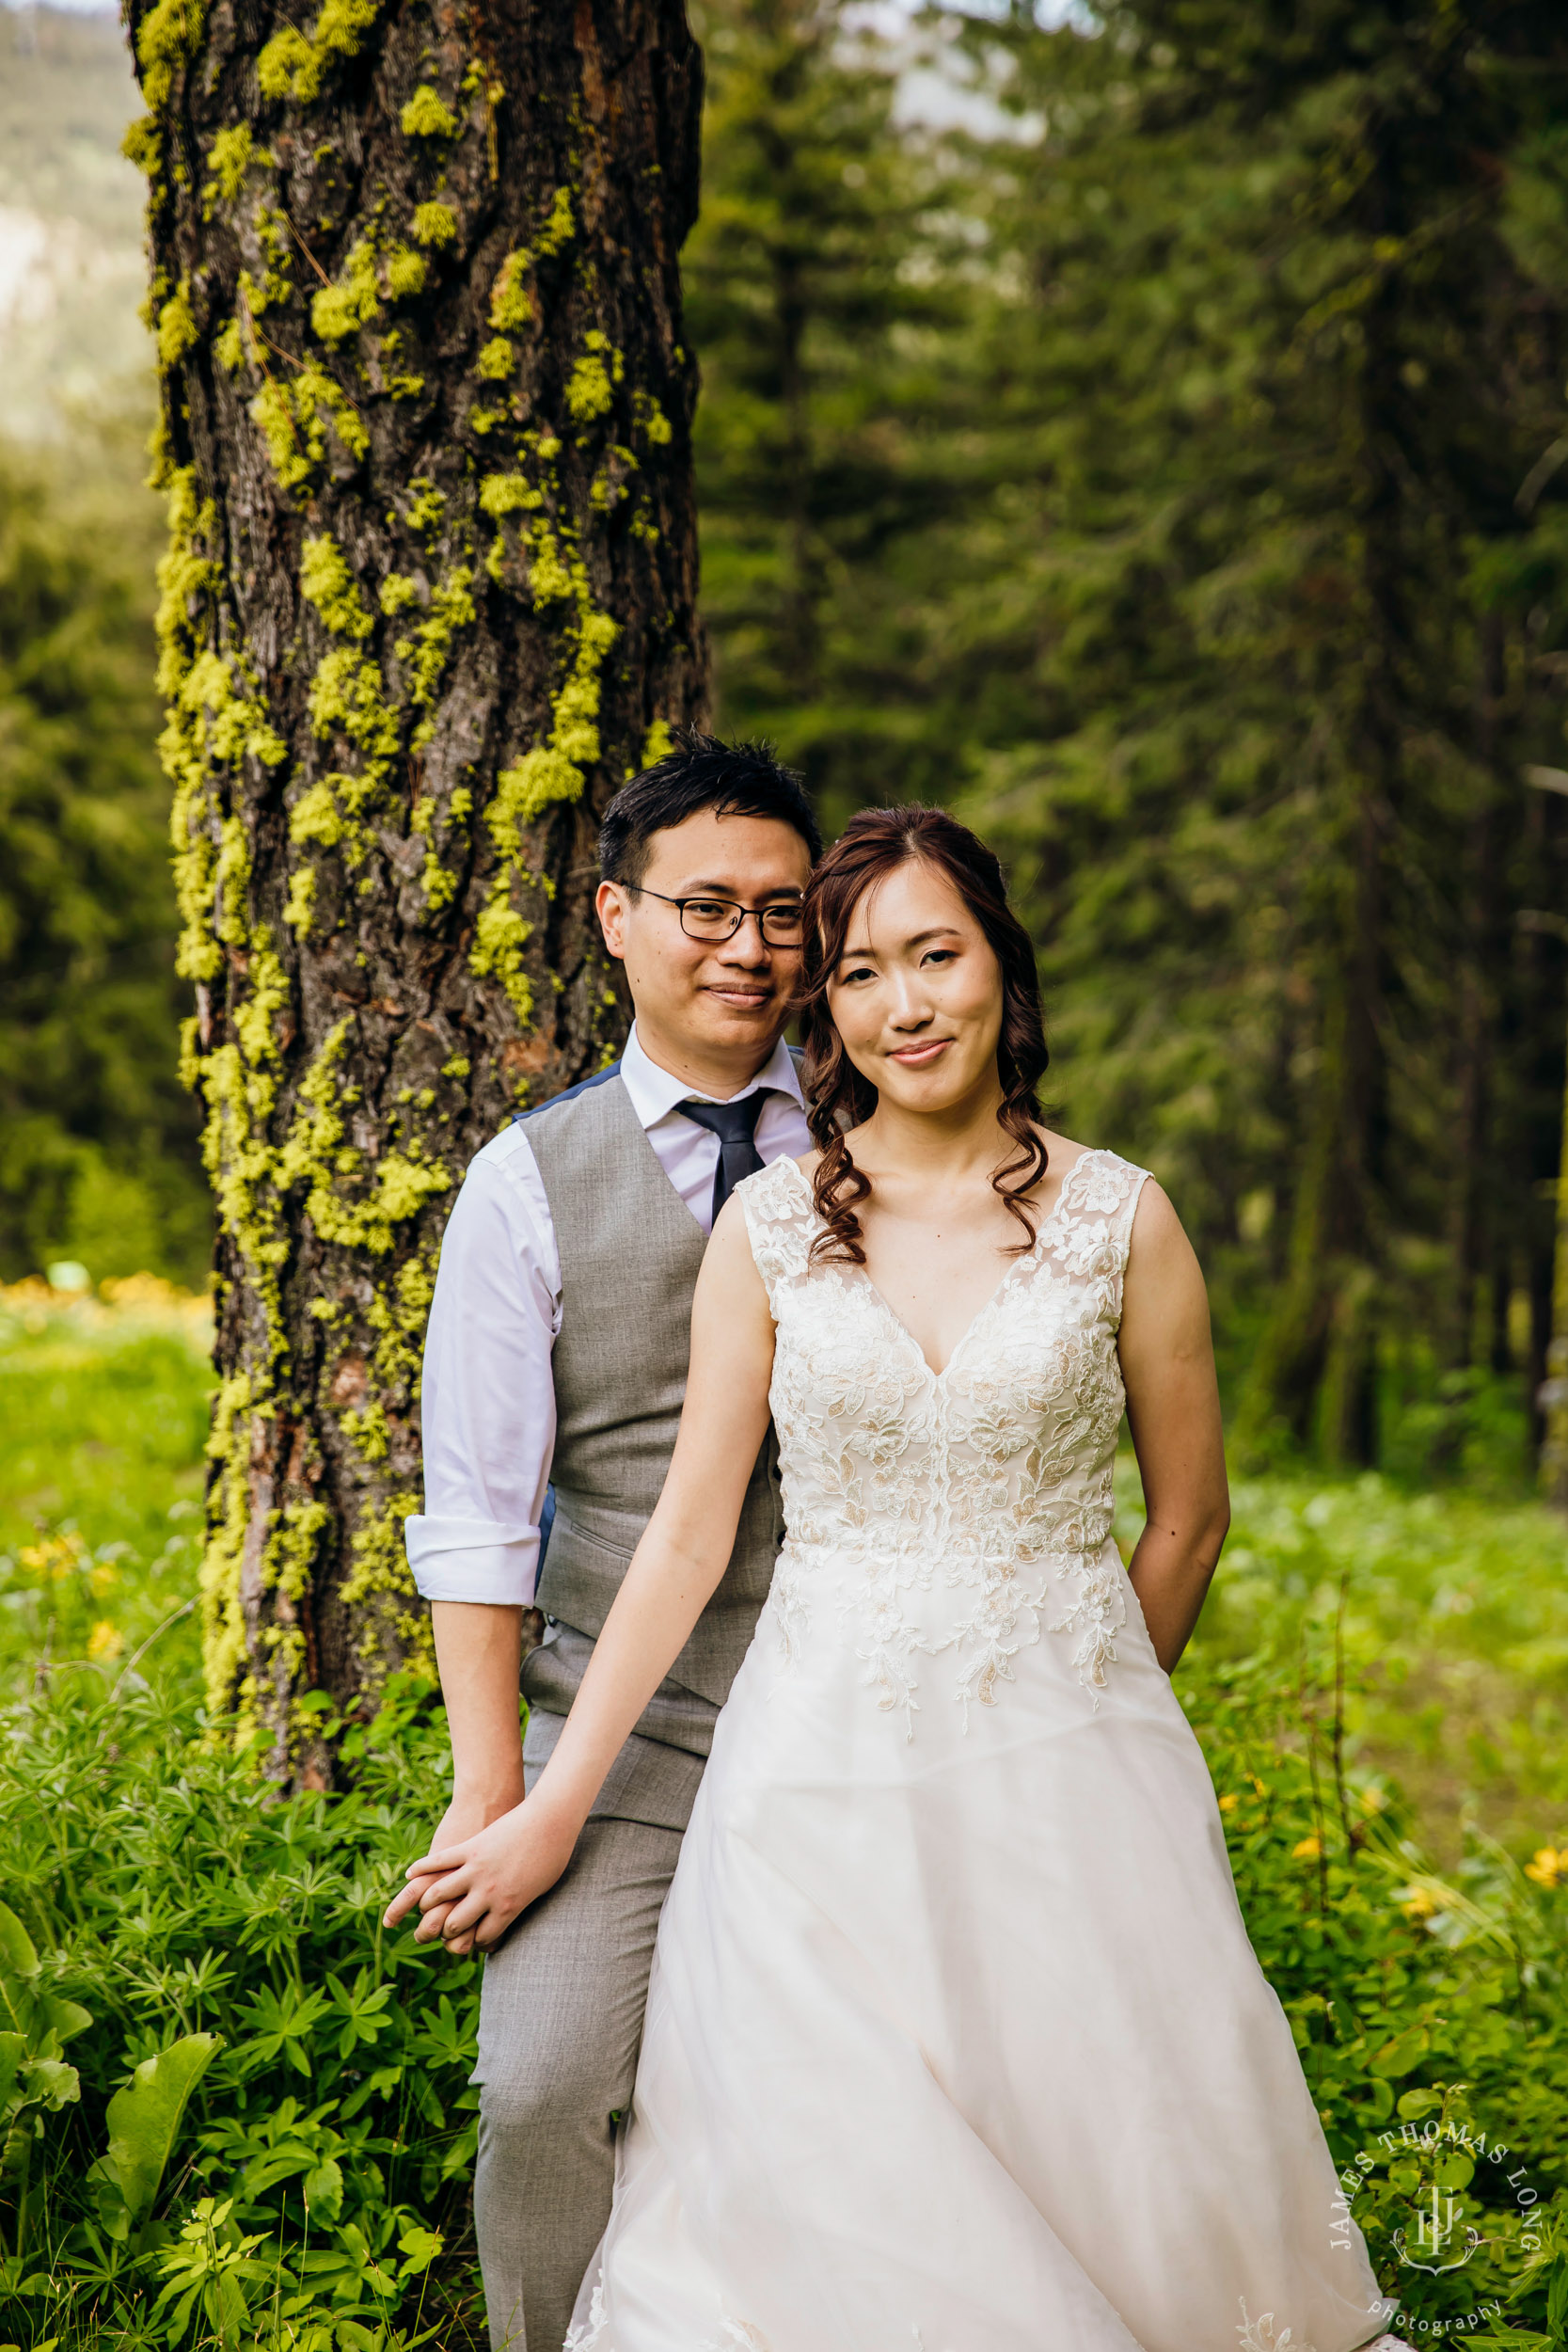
[126,0,705,1771]
[955,1,1568,1460]
[688,0,960,827]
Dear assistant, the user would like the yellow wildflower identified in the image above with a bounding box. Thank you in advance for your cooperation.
[87,1620,123,1663]
[1218,1793,1240,1814]
[1399,1886,1439,1920]
[1524,1846,1565,1891]
[19,1532,88,1579]
[1292,1835,1322,1861]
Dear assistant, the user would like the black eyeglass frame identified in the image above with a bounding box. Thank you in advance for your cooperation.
[634,886,804,946]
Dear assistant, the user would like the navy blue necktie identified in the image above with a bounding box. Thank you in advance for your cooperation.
[678,1092,769,1223]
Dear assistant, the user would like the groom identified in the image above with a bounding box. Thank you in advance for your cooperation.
[400,735,820,2351]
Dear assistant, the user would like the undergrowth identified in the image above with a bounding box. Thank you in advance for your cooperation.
[0,1290,1564,2344]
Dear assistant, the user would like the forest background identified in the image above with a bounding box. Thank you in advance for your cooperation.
[9,0,1568,1470]
[4,2,1568,2346]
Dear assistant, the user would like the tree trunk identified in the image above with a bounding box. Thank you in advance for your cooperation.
[1450,616,1505,1367]
[1239,780,1385,1461]
[126,0,706,1776]
[1239,283,1402,1464]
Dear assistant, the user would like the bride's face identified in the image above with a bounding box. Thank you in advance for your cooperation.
[826,857,1005,1117]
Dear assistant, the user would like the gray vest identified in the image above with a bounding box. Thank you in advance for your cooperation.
[517,1067,784,1763]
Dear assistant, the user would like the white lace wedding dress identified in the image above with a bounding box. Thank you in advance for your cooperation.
[564,1151,1402,2352]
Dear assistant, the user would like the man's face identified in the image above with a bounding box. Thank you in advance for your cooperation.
[596,808,813,1073]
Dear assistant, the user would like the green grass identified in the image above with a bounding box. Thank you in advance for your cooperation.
[0,1279,212,1694]
[1190,1473,1568,1869]
[6,1281,1566,1867]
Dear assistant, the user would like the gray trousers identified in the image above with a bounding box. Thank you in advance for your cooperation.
[470,1712,703,2352]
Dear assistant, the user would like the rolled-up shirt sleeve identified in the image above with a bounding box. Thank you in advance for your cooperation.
[404,1123,561,1607]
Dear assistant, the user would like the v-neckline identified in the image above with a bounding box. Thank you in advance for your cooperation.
[782,1150,1103,1384]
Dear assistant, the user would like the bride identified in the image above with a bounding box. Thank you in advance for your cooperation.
[397,805,1405,2352]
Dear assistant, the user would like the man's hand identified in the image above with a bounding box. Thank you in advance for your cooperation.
[383,1797,578,1956]
[385,1789,518,1952]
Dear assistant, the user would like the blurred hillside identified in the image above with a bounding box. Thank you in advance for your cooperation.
[0,4,149,438]
[0,9,207,1284]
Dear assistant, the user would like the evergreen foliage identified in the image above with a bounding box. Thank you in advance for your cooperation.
[691,0,1568,1466]
[0,437,208,1286]
[7,4,1568,1472]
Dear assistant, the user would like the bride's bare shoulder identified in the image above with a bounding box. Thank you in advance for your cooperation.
[1035,1128,1096,1175]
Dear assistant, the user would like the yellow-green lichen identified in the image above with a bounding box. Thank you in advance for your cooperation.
[158,278,199,368]
[474,539,618,1015]
[477,336,515,381]
[136,0,206,112]
[300,532,374,638]
[535,185,574,258]
[283,865,317,935]
[257,0,379,104]
[480,472,542,517]
[412,201,457,248]
[400,85,457,138]
[251,361,369,495]
[122,115,163,177]
[633,389,673,447]
[289,776,345,850]
[311,240,380,342]
[203,123,254,213]
[341,1402,389,1461]
[565,330,621,426]
[337,1493,430,1676]
[489,250,532,330]
[214,315,245,373]
[404,479,446,535]
[387,246,427,300]
[378,573,420,615]
[468,899,533,1021]
[396,565,475,731]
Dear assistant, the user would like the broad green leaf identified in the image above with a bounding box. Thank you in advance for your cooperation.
[20,2056,79,2112]
[0,2032,25,2116]
[398,2224,443,2277]
[0,1906,39,1986]
[99,2030,221,2231]
[1359,2076,1394,2122]
[41,1994,92,2045]
[303,2155,344,2220]
[1369,2023,1428,2079]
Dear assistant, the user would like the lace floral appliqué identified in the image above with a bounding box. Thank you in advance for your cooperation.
[737,1149,1149,1735]
[1236,2304,1318,2352]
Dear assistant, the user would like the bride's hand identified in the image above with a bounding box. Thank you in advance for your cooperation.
[385,1800,578,1955]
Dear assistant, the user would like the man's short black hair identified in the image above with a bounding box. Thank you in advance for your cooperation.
[599,729,822,887]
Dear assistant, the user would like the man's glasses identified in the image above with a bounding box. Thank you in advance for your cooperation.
[637,888,804,946]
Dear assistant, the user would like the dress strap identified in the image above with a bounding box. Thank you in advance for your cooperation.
[734,1158,816,1316]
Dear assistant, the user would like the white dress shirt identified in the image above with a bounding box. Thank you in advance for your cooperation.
[405,1025,811,1607]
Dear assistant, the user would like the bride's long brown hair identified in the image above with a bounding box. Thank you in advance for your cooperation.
[797,805,1051,1265]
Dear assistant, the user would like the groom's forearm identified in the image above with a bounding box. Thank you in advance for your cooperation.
[431,1601,528,1808]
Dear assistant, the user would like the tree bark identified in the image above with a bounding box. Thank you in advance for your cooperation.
[1238,275,1408,1464]
[1450,616,1505,1368]
[126,0,706,1775]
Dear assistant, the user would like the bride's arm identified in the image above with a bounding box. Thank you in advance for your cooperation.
[383,1195,774,1952]
[1116,1181,1229,1672]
